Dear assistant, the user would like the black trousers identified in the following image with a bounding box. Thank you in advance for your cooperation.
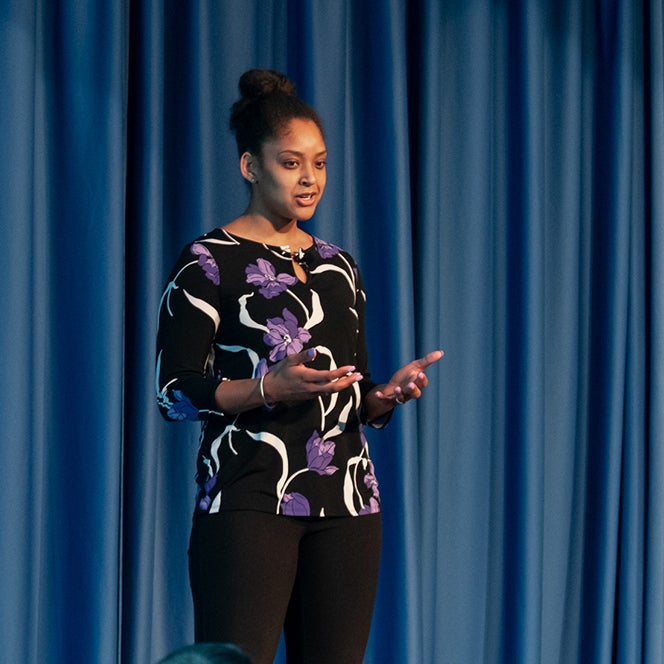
[188,510,382,664]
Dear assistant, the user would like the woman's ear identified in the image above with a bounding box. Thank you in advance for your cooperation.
[240,151,258,184]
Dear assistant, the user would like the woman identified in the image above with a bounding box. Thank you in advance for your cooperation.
[156,69,442,664]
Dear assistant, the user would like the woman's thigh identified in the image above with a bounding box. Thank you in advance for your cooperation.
[284,513,382,664]
[188,511,303,664]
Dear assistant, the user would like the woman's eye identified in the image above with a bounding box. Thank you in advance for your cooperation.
[316,161,327,169]
[283,160,298,168]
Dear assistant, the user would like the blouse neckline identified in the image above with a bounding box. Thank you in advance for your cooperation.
[220,228,316,255]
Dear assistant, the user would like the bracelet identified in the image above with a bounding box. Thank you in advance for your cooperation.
[259,373,276,410]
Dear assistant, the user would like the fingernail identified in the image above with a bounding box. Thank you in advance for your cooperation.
[307,348,316,358]
[355,373,364,381]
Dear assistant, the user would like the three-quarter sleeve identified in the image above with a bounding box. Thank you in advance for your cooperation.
[155,242,224,421]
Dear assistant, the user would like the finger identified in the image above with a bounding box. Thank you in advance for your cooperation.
[375,387,405,405]
[326,367,363,386]
[289,347,317,365]
[413,349,444,370]
[326,373,363,392]
[295,368,363,397]
[413,371,428,389]
[328,365,360,382]
[403,382,422,400]
[299,365,359,384]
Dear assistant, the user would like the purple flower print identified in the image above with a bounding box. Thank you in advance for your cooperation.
[363,460,380,499]
[359,497,381,515]
[245,258,298,299]
[314,237,341,259]
[263,308,312,362]
[190,243,220,285]
[198,475,218,511]
[167,390,200,421]
[305,431,339,476]
[253,357,269,379]
[281,492,310,517]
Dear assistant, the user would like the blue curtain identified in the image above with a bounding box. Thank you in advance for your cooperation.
[1,1,663,662]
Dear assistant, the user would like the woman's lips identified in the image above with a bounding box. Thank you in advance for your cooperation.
[296,192,317,206]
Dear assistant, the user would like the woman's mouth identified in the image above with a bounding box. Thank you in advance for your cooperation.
[296,192,316,205]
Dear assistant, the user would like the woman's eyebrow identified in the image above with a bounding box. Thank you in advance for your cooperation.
[277,149,328,157]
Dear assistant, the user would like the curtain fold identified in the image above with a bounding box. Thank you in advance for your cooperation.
[1,1,663,662]
[1,1,128,662]
[643,1,664,661]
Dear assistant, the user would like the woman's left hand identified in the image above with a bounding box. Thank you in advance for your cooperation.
[371,349,444,412]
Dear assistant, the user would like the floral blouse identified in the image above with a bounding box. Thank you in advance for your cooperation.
[155,228,382,518]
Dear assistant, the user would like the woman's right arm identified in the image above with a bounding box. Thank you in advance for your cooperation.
[155,243,225,421]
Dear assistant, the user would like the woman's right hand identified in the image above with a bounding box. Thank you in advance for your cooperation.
[214,347,362,414]
[262,347,363,404]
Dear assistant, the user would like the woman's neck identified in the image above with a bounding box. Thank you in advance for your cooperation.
[224,214,312,249]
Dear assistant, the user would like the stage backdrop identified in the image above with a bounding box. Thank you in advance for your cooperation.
[1,1,663,662]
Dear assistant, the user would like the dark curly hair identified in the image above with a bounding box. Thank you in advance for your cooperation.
[156,642,253,663]
[229,69,324,156]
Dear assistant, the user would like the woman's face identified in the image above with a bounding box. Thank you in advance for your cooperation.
[249,118,327,225]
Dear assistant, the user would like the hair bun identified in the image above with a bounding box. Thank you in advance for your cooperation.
[238,69,297,101]
[230,69,323,156]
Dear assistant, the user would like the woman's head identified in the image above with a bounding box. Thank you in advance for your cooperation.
[231,70,327,224]
[229,69,324,157]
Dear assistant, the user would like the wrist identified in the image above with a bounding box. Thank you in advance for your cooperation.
[259,373,276,409]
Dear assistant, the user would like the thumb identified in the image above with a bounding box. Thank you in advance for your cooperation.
[290,347,317,365]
